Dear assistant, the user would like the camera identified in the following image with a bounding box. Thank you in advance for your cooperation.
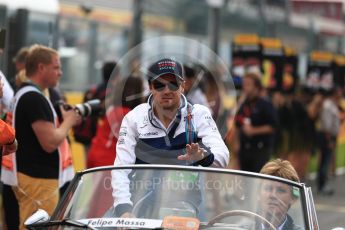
[74,99,101,117]
[60,99,101,118]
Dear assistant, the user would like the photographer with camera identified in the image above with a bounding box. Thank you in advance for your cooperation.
[87,76,144,168]
[73,61,118,152]
[7,45,81,230]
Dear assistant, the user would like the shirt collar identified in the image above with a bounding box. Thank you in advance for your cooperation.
[260,216,287,230]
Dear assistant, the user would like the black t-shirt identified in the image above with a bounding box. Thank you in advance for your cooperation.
[15,85,59,179]
[236,97,278,150]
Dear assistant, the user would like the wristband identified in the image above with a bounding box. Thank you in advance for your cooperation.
[192,153,214,167]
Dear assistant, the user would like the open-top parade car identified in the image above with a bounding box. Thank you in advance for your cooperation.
[25,165,319,230]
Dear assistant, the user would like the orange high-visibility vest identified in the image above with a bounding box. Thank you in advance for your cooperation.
[0,119,15,145]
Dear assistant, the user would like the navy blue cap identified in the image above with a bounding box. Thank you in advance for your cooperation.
[147,58,184,82]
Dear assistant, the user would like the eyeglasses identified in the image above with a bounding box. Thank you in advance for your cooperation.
[152,81,180,92]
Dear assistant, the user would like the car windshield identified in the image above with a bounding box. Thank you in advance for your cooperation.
[50,166,307,230]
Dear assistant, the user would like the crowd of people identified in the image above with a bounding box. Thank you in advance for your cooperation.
[230,73,344,195]
[0,43,343,229]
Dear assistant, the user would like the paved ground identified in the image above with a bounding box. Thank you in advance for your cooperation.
[307,174,345,229]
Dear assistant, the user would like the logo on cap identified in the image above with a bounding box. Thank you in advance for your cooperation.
[148,58,184,82]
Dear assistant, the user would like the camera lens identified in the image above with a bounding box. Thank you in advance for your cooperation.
[74,99,101,117]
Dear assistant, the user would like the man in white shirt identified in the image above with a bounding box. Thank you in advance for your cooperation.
[112,58,230,218]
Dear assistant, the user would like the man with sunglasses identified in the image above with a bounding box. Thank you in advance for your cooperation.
[111,58,229,218]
